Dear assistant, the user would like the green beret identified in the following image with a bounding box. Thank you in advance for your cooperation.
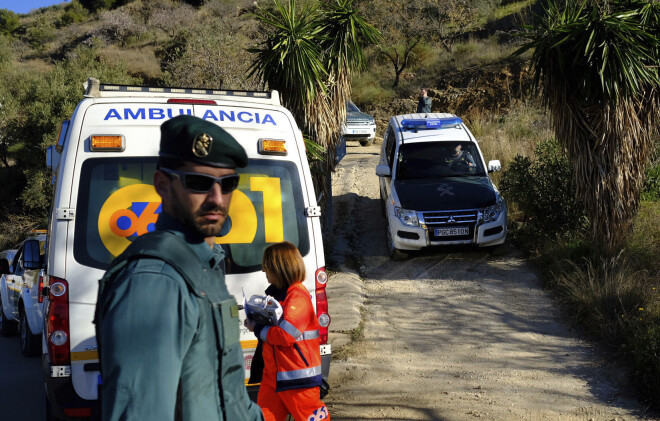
[159,115,247,168]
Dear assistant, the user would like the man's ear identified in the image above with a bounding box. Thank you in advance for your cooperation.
[154,170,171,203]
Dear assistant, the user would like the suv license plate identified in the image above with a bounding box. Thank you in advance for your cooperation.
[435,227,469,236]
[351,129,369,134]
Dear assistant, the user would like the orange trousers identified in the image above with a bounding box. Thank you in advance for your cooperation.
[257,381,329,421]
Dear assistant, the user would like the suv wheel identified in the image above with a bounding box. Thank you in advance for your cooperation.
[386,227,408,261]
[359,139,373,147]
[0,297,17,337]
[19,309,41,356]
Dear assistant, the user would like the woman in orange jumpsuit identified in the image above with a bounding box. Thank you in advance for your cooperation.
[245,241,329,421]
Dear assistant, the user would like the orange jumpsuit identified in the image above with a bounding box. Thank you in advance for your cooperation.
[254,283,329,421]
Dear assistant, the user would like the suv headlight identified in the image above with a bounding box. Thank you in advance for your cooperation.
[394,207,419,226]
[480,198,505,223]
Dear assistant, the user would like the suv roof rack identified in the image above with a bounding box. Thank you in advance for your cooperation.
[83,77,280,106]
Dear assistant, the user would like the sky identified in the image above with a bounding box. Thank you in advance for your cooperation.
[2,0,71,14]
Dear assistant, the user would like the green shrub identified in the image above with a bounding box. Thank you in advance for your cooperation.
[642,140,660,201]
[0,9,19,36]
[499,137,586,241]
[59,0,89,27]
[627,316,660,405]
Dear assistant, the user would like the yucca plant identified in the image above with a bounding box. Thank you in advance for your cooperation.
[516,0,660,255]
[248,0,380,226]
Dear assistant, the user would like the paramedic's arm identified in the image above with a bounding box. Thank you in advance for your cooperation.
[99,263,196,421]
[253,302,309,346]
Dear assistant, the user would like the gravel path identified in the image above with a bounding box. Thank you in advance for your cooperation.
[324,141,653,421]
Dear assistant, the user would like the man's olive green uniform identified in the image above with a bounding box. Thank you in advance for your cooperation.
[96,214,262,421]
[95,115,262,421]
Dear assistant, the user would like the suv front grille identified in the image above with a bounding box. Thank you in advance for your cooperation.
[421,209,478,242]
[346,117,373,126]
[421,209,478,225]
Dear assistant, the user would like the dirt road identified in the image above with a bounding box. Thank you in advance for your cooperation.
[324,141,652,420]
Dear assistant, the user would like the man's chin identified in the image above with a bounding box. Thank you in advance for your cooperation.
[195,221,225,238]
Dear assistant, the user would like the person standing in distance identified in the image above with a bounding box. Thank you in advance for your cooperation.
[417,88,432,113]
[245,242,329,421]
[94,115,263,421]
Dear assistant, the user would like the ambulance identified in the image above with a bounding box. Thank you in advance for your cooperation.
[43,78,331,420]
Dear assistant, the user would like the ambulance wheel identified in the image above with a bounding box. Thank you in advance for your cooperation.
[386,228,408,261]
[359,139,373,147]
[46,395,65,421]
[19,309,40,356]
[0,297,17,337]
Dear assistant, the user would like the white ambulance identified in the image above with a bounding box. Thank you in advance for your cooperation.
[43,78,331,420]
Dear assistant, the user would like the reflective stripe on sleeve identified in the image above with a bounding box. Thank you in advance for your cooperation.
[278,319,302,340]
[296,330,319,341]
[260,325,270,342]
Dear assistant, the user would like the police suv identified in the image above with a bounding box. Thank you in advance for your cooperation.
[43,78,331,420]
[0,231,47,356]
[376,113,507,260]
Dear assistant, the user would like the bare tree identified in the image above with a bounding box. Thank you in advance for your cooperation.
[148,3,197,37]
[96,9,146,46]
[361,0,428,87]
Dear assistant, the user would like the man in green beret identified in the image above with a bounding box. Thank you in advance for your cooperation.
[95,115,263,421]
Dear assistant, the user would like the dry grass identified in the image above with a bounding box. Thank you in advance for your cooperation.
[98,45,162,79]
[466,103,552,166]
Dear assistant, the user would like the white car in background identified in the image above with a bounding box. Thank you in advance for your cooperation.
[341,101,377,146]
[0,231,47,356]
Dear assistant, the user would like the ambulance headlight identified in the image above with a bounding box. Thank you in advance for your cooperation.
[394,207,419,227]
[50,330,68,346]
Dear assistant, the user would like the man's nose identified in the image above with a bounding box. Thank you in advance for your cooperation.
[205,181,229,204]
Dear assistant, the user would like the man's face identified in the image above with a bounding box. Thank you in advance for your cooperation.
[455,144,462,154]
[155,161,236,241]
[420,89,427,97]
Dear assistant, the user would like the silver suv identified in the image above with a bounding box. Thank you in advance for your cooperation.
[341,101,377,146]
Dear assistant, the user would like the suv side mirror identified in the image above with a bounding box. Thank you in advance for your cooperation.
[488,160,502,173]
[376,164,391,177]
[22,240,43,270]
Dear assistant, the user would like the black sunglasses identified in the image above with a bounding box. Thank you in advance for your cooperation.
[160,168,240,194]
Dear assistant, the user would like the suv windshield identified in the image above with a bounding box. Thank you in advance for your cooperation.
[347,101,360,112]
[74,157,309,274]
[396,141,486,179]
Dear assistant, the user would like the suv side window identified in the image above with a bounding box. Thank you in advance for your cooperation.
[12,247,24,277]
[385,125,396,167]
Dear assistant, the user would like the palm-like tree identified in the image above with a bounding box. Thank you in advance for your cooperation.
[248,0,380,224]
[517,0,660,254]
